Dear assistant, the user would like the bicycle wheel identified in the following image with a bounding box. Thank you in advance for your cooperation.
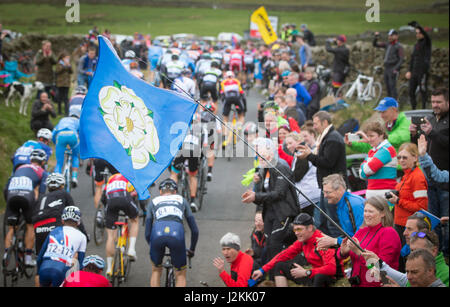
[196,158,207,211]
[2,247,18,287]
[17,222,34,279]
[93,206,106,246]
[335,82,355,101]
[368,81,383,105]
[110,249,121,287]
[181,172,191,204]
[165,267,175,287]
[90,166,96,196]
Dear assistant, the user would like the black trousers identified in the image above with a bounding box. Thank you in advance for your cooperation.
[409,72,428,110]
[57,86,70,116]
[384,70,398,99]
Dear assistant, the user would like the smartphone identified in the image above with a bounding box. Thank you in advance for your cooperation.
[347,133,361,142]
[380,271,390,284]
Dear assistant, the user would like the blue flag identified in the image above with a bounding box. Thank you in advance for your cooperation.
[80,36,198,199]
[418,210,441,230]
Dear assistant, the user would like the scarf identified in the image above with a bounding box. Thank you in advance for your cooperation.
[313,124,333,155]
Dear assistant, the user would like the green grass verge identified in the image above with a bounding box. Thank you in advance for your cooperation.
[0,97,61,213]
[0,3,448,41]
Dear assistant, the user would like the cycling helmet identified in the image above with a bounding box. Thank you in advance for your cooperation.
[124,50,136,58]
[37,128,52,141]
[46,172,65,189]
[292,213,314,226]
[30,148,47,163]
[82,255,105,270]
[61,206,82,224]
[210,61,220,68]
[69,105,82,118]
[225,71,234,78]
[181,68,192,76]
[159,178,178,191]
[171,54,179,61]
[75,85,87,95]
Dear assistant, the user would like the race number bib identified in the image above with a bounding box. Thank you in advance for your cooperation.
[106,180,127,193]
[155,205,183,220]
[8,176,33,191]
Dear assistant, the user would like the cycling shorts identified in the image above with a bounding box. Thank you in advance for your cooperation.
[245,63,255,74]
[200,81,218,101]
[150,221,187,270]
[171,154,199,175]
[93,159,118,183]
[230,61,243,73]
[105,195,139,229]
[222,96,244,117]
[5,193,34,225]
[39,259,69,287]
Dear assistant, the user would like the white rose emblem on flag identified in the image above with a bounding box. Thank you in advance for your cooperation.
[98,80,159,169]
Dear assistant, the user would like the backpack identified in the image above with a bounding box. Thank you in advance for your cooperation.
[337,118,359,137]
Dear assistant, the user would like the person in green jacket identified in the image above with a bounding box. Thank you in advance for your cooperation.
[345,97,411,153]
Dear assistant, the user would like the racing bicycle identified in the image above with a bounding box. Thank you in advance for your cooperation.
[2,216,34,287]
[336,67,383,105]
[162,251,191,287]
[196,153,208,211]
[109,213,132,287]
[93,168,112,246]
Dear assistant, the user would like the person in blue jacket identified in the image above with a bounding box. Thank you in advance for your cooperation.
[52,105,80,187]
[316,174,365,249]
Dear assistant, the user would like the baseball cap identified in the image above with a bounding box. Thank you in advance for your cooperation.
[374,97,399,111]
[293,213,314,226]
[337,34,347,43]
[388,29,398,36]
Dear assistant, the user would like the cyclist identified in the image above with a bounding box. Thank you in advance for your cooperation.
[68,85,87,112]
[165,54,186,88]
[195,53,212,88]
[170,112,206,212]
[93,158,119,209]
[52,105,80,188]
[220,71,246,147]
[171,68,196,99]
[230,43,245,76]
[199,61,222,112]
[102,173,140,276]
[145,178,199,287]
[200,103,220,181]
[244,49,255,85]
[121,50,136,72]
[61,255,112,287]
[11,128,52,172]
[3,149,48,267]
[129,61,144,79]
[36,206,87,287]
[222,48,231,71]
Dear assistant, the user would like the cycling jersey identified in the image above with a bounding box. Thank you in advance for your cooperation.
[37,225,87,287]
[200,68,221,101]
[5,163,47,226]
[220,79,245,116]
[171,123,206,175]
[68,94,85,109]
[230,49,245,72]
[11,140,52,171]
[172,76,196,99]
[103,174,138,229]
[165,60,185,80]
[32,189,75,254]
[145,194,199,269]
[62,270,112,287]
[52,117,80,174]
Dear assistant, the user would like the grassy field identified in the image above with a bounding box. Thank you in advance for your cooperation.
[0,3,448,43]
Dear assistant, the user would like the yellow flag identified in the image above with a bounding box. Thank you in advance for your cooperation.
[250,6,278,45]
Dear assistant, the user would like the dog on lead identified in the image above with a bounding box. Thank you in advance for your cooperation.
[4,81,45,116]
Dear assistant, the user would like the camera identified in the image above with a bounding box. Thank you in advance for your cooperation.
[347,133,361,142]
[385,190,399,200]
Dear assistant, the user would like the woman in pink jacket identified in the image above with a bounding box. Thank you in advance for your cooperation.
[338,196,401,287]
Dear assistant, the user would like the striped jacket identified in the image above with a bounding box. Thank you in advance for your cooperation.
[359,140,397,190]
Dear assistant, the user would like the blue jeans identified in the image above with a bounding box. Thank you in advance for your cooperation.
[428,185,449,257]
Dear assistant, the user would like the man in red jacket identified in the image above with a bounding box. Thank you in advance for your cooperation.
[213,232,254,287]
[252,213,342,287]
